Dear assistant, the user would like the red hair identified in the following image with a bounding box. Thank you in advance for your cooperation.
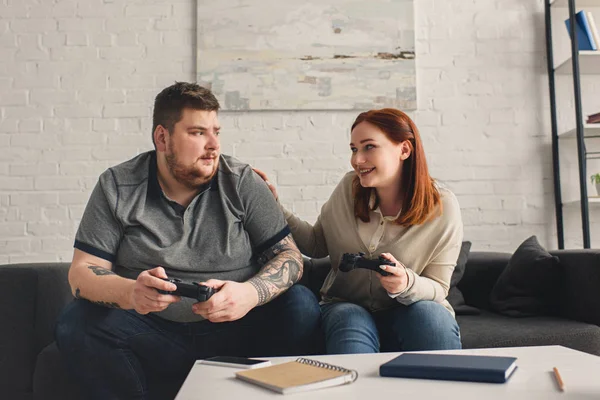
[351,108,441,226]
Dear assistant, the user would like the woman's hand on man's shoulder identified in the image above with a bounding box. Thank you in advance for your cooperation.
[252,167,278,200]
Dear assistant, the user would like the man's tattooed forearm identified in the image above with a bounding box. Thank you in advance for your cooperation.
[249,234,303,306]
[257,241,287,265]
[248,279,270,305]
[88,265,115,276]
[266,259,302,289]
[74,287,121,308]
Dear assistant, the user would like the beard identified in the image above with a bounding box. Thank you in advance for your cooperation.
[165,144,218,189]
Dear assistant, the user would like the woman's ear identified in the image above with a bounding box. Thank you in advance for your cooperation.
[154,125,168,152]
[399,140,411,161]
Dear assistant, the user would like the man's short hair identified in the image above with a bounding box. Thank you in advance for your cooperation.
[152,82,220,145]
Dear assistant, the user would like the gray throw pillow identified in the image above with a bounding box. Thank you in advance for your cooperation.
[489,235,563,317]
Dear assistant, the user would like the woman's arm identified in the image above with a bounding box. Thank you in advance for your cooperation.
[392,192,463,305]
[281,205,329,259]
[394,256,459,304]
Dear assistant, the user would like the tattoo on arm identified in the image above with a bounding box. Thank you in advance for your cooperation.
[248,234,303,306]
[76,269,122,309]
[89,300,121,309]
[88,265,116,276]
[75,287,121,308]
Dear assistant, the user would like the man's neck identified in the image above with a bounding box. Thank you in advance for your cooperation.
[156,158,199,208]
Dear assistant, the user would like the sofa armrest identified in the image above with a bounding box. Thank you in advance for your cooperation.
[31,264,73,352]
[0,262,71,395]
[458,252,511,311]
[550,249,600,326]
[298,257,331,300]
[0,265,38,394]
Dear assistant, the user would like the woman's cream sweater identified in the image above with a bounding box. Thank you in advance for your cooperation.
[283,171,463,315]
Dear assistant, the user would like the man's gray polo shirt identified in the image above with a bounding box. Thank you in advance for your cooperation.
[74,151,290,322]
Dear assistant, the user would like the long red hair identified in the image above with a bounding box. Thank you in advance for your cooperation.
[352,108,441,226]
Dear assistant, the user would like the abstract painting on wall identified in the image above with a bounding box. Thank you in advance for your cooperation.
[196,0,415,111]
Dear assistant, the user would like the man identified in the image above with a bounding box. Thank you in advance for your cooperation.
[55,82,321,400]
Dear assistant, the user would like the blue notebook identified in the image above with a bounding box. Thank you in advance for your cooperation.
[379,353,518,384]
[565,11,597,51]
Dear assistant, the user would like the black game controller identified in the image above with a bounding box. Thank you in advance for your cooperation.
[158,278,216,302]
[339,252,396,276]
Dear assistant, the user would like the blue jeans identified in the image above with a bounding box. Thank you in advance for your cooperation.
[321,301,461,354]
[55,285,320,400]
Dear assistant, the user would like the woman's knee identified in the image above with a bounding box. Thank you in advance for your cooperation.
[403,301,457,328]
[321,302,379,353]
[405,300,449,317]
[322,302,373,328]
[321,303,379,339]
[389,301,461,350]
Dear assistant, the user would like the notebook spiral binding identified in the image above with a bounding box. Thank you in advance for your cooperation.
[296,358,359,382]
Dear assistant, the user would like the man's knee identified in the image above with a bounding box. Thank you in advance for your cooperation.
[266,284,321,343]
[276,284,321,322]
[55,300,97,349]
[248,285,321,356]
[55,300,138,350]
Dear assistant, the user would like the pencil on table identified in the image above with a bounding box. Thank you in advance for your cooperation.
[553,367,565,392]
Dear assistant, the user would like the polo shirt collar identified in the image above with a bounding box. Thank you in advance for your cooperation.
[148,151,161,200]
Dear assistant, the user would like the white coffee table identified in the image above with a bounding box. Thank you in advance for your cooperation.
[175,346,600,399]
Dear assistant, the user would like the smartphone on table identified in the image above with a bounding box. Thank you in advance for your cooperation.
[198,356,272,369]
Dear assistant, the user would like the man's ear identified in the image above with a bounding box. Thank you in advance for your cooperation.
[399,140,411,161]
[154,125,168,152]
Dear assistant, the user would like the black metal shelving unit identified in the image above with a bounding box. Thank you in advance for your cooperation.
[545,0,600,249]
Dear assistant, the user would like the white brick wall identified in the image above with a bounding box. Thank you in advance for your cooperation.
[0,0,598,263]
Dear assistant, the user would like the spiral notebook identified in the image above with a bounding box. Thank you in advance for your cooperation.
[235,358,358,394]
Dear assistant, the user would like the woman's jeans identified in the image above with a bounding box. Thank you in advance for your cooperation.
[55,285,321,400]
[321,300,461,354]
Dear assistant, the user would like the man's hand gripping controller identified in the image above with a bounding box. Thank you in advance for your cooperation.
[158,278,216,302]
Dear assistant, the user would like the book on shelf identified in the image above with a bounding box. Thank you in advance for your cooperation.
[235,357,358,394]
[565,10,597,51]
[587,111,600,124]
[379,353,518,384]
[588,12,600,50]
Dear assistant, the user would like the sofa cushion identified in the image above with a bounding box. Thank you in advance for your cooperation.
[447,241,480,315]
[458,310,600,356]
[489,236,563,317]
[556,250,600,326]
[458,252,511,311]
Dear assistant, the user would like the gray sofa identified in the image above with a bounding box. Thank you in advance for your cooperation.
[2,250,600,400]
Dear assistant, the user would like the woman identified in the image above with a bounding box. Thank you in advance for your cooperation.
[255,108,463,354]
